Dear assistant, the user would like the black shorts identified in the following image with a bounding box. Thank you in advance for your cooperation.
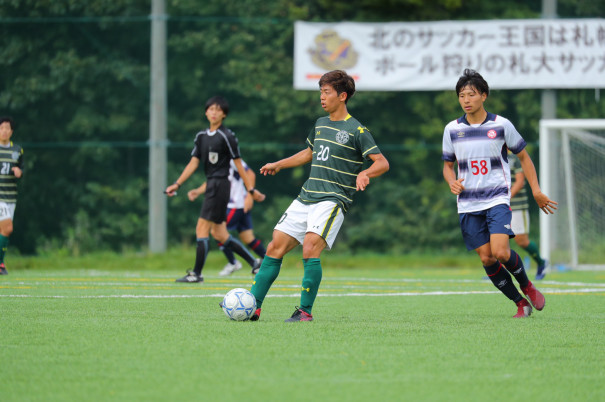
[200,177,230,224]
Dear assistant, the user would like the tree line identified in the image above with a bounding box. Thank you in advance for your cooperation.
[1,0,603,255]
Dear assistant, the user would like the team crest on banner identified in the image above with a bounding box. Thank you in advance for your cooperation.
[335,130,349,144]
[309,29,358,70]
[208,152,218,164]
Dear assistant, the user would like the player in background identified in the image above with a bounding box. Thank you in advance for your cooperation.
[188,158,267,276]
[165,96,264,283]
[249,70,389,322]
[0,117,24,275]
[508,152,548,280]
[442,69,557,318]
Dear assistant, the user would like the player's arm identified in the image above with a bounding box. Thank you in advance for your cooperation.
[243,168,265,212]
[260,147,313,176]
[443,161,464,195]
[510,170,525,198]
[165,157,200,197]
[188,182,207,202]
[516,149,557,214]
[233,158,264,202]
[356,153,389,191]
[12,149,23,179]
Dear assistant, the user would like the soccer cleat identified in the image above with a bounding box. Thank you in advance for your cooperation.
[251,258,262,275]
[218,260,242,277]
[175,270,203,283]
[514,298,533,318]
[0,263,7,275]
[521,280,545,311]
[535,260,548,280]
[284,307,313,322]
[250,308,262,321]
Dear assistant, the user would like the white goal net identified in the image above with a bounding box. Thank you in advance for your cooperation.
[539,119,605,271]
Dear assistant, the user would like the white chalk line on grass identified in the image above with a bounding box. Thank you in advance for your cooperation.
[1,287,603,299]
[7,278,605,288]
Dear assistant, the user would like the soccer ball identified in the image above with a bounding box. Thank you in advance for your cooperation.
[221,288,257,321]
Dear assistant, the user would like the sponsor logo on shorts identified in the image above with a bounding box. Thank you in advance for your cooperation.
[278,213,287,224]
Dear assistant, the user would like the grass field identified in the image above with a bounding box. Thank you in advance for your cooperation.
[1,250,604,401]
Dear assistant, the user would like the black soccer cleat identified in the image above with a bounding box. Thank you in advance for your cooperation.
[284,306,313,322]
[0,263,7,275]
[250,308,261,321]
[251,258,262,275]
[175,270,203,283]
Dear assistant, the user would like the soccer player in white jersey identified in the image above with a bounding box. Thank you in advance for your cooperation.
[188,159,267,276]
[442,69,557,318]
[249,70,389,322]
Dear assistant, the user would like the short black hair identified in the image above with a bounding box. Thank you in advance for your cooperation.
[0,116,14,130]
[319,70,356,104]
[205,96,229,116]
[456,69,489,97]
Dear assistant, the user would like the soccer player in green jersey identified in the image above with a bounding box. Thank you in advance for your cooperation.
[509,152,548,279]
[249,70,390,322]
[0,117,24,275]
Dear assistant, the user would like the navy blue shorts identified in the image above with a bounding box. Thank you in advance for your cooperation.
[225,208,253,232]
[459,204,515,251]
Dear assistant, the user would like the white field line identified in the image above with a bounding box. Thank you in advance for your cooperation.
[0,287,603,299]
[7,278,605,287]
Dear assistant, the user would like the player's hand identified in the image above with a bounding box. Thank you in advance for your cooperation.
[449,178,465,195]
[164,183,179,197]
[187,189,201,201]
[533,191,558,214]
[260,162,280,176]
[11,166,22,179]
[356,171,370,191]
[251,189,266,202]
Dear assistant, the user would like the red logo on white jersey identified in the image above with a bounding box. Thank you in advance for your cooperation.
[487,129,497,139]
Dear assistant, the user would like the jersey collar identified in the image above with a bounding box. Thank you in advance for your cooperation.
[458,111,498,126]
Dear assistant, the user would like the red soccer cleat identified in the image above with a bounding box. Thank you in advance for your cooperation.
[284,307,313,322]
[514,298,533,318]
[521,280,545,311]
[250,308,262,321]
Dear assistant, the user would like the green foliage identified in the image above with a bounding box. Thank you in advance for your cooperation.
[1,0,605,254]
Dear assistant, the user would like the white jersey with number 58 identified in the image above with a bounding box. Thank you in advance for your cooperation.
[442,112,527,214]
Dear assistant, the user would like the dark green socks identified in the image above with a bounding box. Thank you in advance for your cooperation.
[300,258,322,314]
[0,234,9,264]
[523,241,545,265]
[251,256,282,308]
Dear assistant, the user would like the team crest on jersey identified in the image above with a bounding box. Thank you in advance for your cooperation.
[11,152,19,161]
[457,132,465,138]
[335,130,349,144]
[487,129,497,139]
[208,152,218,164]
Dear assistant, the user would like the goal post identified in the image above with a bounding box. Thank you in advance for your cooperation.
[539,119,605,271]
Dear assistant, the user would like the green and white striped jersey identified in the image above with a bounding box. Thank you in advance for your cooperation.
[0,142,23,203]
[297,114,381,213]
[509,153,529,211]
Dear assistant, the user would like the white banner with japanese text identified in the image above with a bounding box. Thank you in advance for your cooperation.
[294,19,605,91]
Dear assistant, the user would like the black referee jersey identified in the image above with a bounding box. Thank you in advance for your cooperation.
[191,125,241,178]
